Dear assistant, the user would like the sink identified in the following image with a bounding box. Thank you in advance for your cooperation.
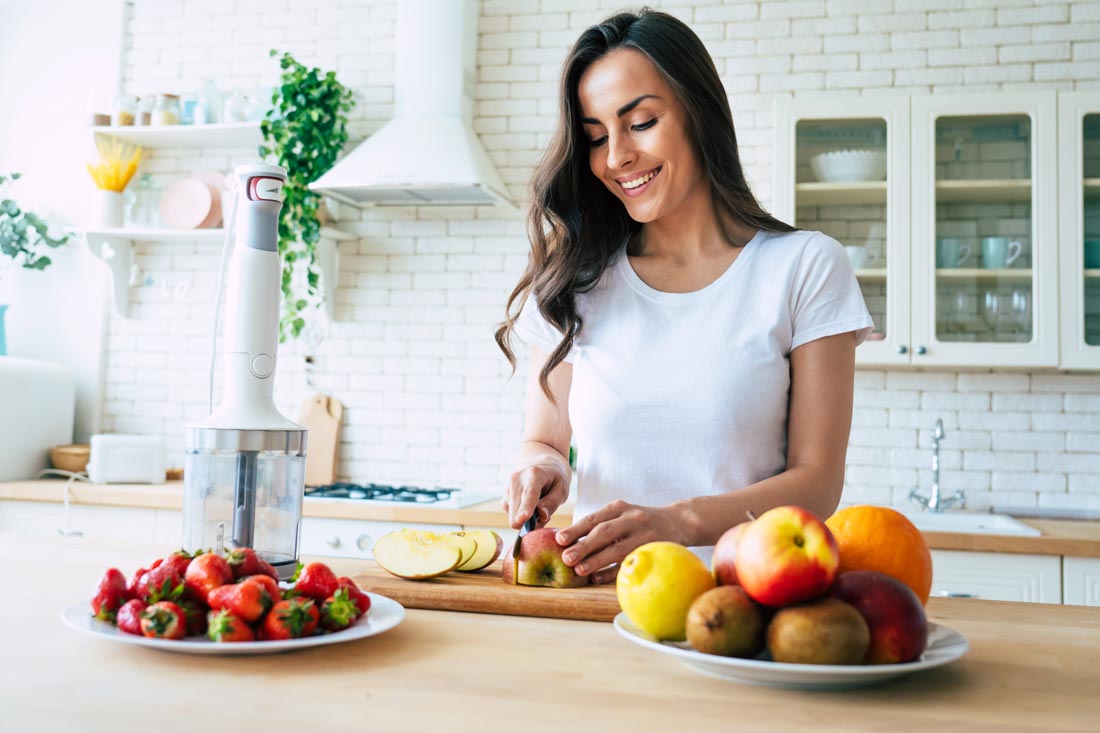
[901,511,1041,537]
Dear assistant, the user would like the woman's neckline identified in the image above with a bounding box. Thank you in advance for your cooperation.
[616,228,766,304]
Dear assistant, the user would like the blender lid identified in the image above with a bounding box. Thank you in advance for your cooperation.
[186,426,306,455]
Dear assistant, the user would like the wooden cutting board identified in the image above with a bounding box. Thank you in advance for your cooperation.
[298,393,343,487]
[352,561,621,622]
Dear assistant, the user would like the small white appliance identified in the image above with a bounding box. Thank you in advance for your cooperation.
[86,434,164,484]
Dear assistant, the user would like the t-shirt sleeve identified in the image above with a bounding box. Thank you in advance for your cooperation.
[789,232,876,351]
[512,295,576,362]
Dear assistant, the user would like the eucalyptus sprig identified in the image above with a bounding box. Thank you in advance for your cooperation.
[0,172,69,273]
[260,50,355,341]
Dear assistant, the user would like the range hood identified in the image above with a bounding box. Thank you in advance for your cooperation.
[310,0,513,208]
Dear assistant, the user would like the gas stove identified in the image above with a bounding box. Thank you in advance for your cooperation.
[304,482,496,509]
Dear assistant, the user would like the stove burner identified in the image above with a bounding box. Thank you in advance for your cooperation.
[305,482,460,503]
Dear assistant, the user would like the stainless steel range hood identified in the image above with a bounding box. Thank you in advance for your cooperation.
[310,0,514,208]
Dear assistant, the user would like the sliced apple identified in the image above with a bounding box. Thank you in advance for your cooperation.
[373,530,463,581]
[454,530,504,572]
[439,531,479,568]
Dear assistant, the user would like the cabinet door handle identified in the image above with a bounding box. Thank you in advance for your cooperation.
[915,345,928,355]
[326,535,341,548]
[936,590,977,598]
[356,534,374,551]
[896,345,908,354]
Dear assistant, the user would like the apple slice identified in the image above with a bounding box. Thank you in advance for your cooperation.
[454,530,504,572]
[373,530,463,581]
[438,532,478,567]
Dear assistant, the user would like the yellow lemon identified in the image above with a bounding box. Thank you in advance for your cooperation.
[617,541,716,642]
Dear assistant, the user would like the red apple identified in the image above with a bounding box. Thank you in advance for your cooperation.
[501,528,588,588]
[830,570,928,664]
[711,523,748,586]
[733,505,839,607]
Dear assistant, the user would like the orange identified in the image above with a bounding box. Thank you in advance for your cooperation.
[825,505,933,605]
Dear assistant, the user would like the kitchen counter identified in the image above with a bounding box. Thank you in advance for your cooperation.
[3,532,1098,732]
[3,478,1100,555]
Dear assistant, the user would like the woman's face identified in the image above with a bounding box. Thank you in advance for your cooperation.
[577,48,706,224]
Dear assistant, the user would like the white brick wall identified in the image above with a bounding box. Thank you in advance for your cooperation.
[105,0,1100,512]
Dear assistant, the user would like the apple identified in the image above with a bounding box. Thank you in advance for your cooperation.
[711,523,748,586]
[733,505,839,607]
[453,530,503,572]
[373,530,463,581]
[501,527,588,588]
[436,531,478,567]
[829,570,928,664]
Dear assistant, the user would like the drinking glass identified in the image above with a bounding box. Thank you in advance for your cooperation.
[1011,287,1031,340]
[982,290,1002,339]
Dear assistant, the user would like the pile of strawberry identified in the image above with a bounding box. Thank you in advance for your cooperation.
[90,549,371,642]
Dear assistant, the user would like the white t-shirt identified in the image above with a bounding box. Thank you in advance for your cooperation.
[513,228,874,549]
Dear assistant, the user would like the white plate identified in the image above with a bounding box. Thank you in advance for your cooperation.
[613,613,968,691]
[61,593,404,656]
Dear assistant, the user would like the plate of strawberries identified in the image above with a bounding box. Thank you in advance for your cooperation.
[61,549,404,655]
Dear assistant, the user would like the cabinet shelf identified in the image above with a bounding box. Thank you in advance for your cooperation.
[1085,179,1100,202]
[795,181,887,205]
[67,225,353,318]
[1085,269,1100,279]
[90,122,262,149]
[936,179,1032,203]
[936,268,1033,282]
[855,268,888,281]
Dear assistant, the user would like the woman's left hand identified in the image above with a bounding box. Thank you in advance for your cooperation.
[554,500,689,585]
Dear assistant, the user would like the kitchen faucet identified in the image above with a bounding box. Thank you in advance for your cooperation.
[909,419,966,513]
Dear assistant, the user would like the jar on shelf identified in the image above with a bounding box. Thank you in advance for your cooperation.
[222,89,248,123]
[193,80,222,125]
[111,95,137,127]
[127,174,161,227]
[151,94,181,126]
[135,96,154,126]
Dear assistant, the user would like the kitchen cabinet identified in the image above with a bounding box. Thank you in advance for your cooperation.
[77,123,354,319]
[299,516,463,560]
[0,500,181,545]
[1062,556,1100,606]
[929,549,1061,603]
[776,91,1063,368]
[1057,92,1100,368]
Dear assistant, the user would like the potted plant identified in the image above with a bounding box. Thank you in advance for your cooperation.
[0,172,70,355]
[260,50,355,342]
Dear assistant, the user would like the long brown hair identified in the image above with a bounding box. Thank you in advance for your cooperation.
[495,8,796,399]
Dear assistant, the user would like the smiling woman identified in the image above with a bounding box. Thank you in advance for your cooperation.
[494,9,874,585]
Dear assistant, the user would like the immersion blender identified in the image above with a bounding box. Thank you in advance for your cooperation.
[182,163,308,579]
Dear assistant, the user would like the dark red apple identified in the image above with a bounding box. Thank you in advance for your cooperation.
[830,570,928,664]
[711,523,748,586]
[501,527,588,588]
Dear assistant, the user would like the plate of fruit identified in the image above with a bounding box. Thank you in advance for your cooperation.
[62,550,404,655]
[613,505,969,691]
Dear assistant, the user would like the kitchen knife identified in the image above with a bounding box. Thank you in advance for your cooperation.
[510,512,538,585]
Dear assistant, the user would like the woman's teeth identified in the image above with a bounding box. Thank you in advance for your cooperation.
[621,168,659,190]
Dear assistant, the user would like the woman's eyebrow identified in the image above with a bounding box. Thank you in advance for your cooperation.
[581,94,662,125]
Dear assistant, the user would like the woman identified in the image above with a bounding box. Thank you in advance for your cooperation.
[495,9,873,585]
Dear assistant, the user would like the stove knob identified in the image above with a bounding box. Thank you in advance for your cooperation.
[356,534,373,552]
[326,535,341,549]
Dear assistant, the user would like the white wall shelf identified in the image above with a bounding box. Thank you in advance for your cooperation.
[90,122,262,149]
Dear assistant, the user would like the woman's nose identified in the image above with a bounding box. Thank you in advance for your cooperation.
[605,132,637,172]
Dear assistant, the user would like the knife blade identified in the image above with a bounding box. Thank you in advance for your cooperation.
[510,512,538,585]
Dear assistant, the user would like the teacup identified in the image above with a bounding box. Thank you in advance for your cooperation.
[981,237,1023,269]
[845,245,879,269]
[936,238,972,269]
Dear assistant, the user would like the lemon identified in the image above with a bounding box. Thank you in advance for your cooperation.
[616,542,716,642]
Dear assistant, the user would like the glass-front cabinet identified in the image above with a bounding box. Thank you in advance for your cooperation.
[774,97,910,365]
[775,92,1061,368]
[1058,92,1100,369]
[911,92,1058,367]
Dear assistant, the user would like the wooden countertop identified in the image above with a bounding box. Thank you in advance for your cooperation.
[3,479,1100,556]
[3,533,1098,732]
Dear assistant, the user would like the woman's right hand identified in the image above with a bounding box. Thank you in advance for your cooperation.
[502,460,570,530]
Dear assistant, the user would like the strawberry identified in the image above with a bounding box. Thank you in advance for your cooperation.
[91,568,129,623]
[184,552,233,603]
[140,601,185,640]
[178,598,209,636]
[207,577,272,624]
[226,547,279,581]
[116,599,147,635]
[337,577,371,616]
[246,574,281,605]
[258,598,318,640]
[320,588,361,632]
[295,562,339,602]
[162,549,199,578]
[133,563,185,604]
[207,610,256,643]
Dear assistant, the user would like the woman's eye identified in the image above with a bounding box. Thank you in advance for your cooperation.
[632,119,657,132]
[589,135,607,148]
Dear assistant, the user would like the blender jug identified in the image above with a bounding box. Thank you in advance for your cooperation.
[183,163,307,580]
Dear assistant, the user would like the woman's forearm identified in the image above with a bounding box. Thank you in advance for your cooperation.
[668,465,844,547]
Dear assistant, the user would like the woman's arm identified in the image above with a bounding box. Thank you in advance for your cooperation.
[502,346,574,529]
[556,330,857,581]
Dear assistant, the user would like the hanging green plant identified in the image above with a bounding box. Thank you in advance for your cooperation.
[260,50,355,341]
[0,172,69,274]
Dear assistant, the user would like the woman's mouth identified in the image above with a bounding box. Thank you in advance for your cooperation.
[618,166,661,197]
